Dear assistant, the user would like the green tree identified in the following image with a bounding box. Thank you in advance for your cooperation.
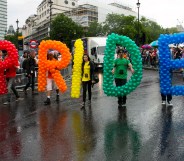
[140,17,165,44]
[86,21,104,37]
[102,14,137,41]
[102,13,179,45]
[163,27,178,34]
[4,33,22,48]
[50,13,84,49]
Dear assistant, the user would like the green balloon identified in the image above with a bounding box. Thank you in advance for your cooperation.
[103,33,143,97]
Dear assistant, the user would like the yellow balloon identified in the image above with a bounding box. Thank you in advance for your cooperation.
[71,39,84,98]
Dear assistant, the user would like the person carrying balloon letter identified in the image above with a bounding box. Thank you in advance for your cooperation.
[160,68,173,107]
[81,54,95,108]
[3,52,23,105]
[112,49,134,107]
[44,51,60,105]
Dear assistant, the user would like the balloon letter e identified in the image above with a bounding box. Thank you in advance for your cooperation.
[159,33,184,95]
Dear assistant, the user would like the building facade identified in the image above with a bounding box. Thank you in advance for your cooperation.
[0,0,7,40]
[6,25,15,36]
[23,0,78,44]
[77,0,136,24]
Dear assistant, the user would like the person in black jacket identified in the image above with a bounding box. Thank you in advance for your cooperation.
[23,49,38,95]
[81,54,95,107]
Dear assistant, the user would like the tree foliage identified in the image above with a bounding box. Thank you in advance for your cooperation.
[4,33,22,48]
[50,13,84,49]
[86,21,103,37]
[85,13,180,46]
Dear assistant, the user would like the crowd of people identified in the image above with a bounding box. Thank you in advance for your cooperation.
[141,46,184,68]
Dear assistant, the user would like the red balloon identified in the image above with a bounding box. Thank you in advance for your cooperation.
[0,40,18,95]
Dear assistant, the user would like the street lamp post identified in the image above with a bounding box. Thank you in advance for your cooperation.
[16,19,19,48]
[48,0,53,37]
[136,0,140,46]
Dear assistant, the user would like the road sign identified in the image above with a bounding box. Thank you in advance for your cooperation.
[30,40,37,48]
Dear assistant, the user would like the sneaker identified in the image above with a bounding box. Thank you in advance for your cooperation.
[162,101,166,105]
[168,101,173,106]
[122,103,126,107]
[3,101,10,105]
[44,98,51,105]
[16,97,24,101]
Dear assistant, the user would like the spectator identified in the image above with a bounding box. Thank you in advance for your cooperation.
[23,49,38,95]
[81,54,95,108]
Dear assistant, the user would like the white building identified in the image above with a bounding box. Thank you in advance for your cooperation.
[23,0,78,43]
[78,0,137,23]
[0,0,7,40]
[64,0,137,32]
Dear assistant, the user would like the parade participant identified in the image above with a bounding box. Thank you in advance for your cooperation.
[81,54,95,107]
[23,49,38,95]
[160,70,173,106]
[44,51,60,105]
[161,93,172,106]
[112,49,134,107]
[3,52,23,105]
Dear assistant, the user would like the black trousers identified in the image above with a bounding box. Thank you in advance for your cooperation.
[24,74,35,91]
[115,78,127,105]
[82,81,92,102]
[161,93,172,102]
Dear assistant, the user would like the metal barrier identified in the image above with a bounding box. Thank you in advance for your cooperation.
[14,63,72,89]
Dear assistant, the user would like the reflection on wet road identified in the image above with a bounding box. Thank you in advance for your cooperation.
[0,70,184,161]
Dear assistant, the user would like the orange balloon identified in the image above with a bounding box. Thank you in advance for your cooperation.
[38,40,71,92]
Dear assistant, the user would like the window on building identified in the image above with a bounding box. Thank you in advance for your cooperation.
[64,0,68,4]
[72,2,75,6]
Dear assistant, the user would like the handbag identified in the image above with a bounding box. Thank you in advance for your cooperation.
[93,75,99,84]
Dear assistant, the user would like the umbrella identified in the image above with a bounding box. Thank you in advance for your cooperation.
[150,40,158,47]
[141,44,152,49]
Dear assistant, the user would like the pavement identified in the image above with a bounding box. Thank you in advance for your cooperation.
[0,69,184,161]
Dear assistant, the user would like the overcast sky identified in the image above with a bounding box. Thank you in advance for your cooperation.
[8,0,184,30]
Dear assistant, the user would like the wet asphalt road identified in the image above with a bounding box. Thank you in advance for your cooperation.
[0,70,184,161]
